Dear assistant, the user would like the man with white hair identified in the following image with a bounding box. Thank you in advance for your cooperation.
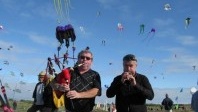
[191,87,198,112]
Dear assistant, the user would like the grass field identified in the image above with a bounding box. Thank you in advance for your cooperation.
[1,100,194,112]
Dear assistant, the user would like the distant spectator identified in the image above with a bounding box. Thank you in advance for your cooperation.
[161,93,173,112]
[12,100,17,110]
[27,71,45,112]
[191,88,198,112]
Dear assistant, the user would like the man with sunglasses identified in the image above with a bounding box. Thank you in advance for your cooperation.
[53,49,101,112]
[106,54,154,112]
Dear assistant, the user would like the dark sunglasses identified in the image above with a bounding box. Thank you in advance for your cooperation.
[80,56,92,60]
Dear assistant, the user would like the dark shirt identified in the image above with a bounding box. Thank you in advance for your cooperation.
[161,97,173,110]
[43,83,57,109]
[106,73,154,112]
[65,68,101,112]
[32,82,44,105]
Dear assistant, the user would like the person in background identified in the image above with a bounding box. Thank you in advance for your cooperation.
[161,93,174,112]
[42,75,58,112]
[52,48,101,112]
[191,87,198,112]
[27,71,45,112]
[12,100,17,110]
[106,54,154,112]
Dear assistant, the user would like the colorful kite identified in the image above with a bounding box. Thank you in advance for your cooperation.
[142,28,156,44]
[147,28,156,38]
[185,17,191,29]
[164,3,171,11]
[0,25,3,30]
[117,23,124,31]
[139,24,145,34]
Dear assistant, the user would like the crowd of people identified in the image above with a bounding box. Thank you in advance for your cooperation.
[1,48,195,112]
[26,49,198,112]
[25,50,156,112]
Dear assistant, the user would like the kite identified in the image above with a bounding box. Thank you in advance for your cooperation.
[149,28,156,35]
[152,59,155,64]
[164,4,171,11]
[139,24,145,34]
[147,28,156,39]
[102,40,105,46]
[13,89,22,93]
[10,71,15,76]
[142,28,156,44]
[0,45,13,51]
[104,85,109,88]
[56,24,76,64]
[20,72,24,77]
[4,60,9,65]
[180,88,183,92]
[174,54,177,58]
[185,17,191,29]
[56,24,76,49]
[96,11,101,17]
[19,81,26,85]
[117,23,124,31]
[7,45,13,50]
[192,65,196,71]
[175,96,178,101]
[79,26,85,34]
[0,25,3,30]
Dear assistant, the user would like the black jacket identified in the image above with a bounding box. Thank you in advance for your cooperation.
[161,97,173,110]
[106,73,154,112]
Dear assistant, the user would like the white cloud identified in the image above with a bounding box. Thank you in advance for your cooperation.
[177,35,198,46]
[96,0,120,9]
[154,18,174,27]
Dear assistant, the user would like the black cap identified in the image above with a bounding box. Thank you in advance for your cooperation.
[123,54,137,62]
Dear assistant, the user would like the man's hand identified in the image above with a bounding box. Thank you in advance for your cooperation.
[121,72,136,86]
[66,90,80,99]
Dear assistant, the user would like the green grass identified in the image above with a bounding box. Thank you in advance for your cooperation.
[1,100,194,112]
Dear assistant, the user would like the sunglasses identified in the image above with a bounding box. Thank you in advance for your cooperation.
[80,56,92,60]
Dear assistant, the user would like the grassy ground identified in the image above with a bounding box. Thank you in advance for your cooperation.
[1,100,194,112]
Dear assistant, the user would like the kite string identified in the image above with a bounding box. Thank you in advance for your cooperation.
[53,0,64,23]
[54,0,61,23]
[54,0,73,23]
[64,0,70,23]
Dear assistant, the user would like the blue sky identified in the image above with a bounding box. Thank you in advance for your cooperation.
[0,0,198,100]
